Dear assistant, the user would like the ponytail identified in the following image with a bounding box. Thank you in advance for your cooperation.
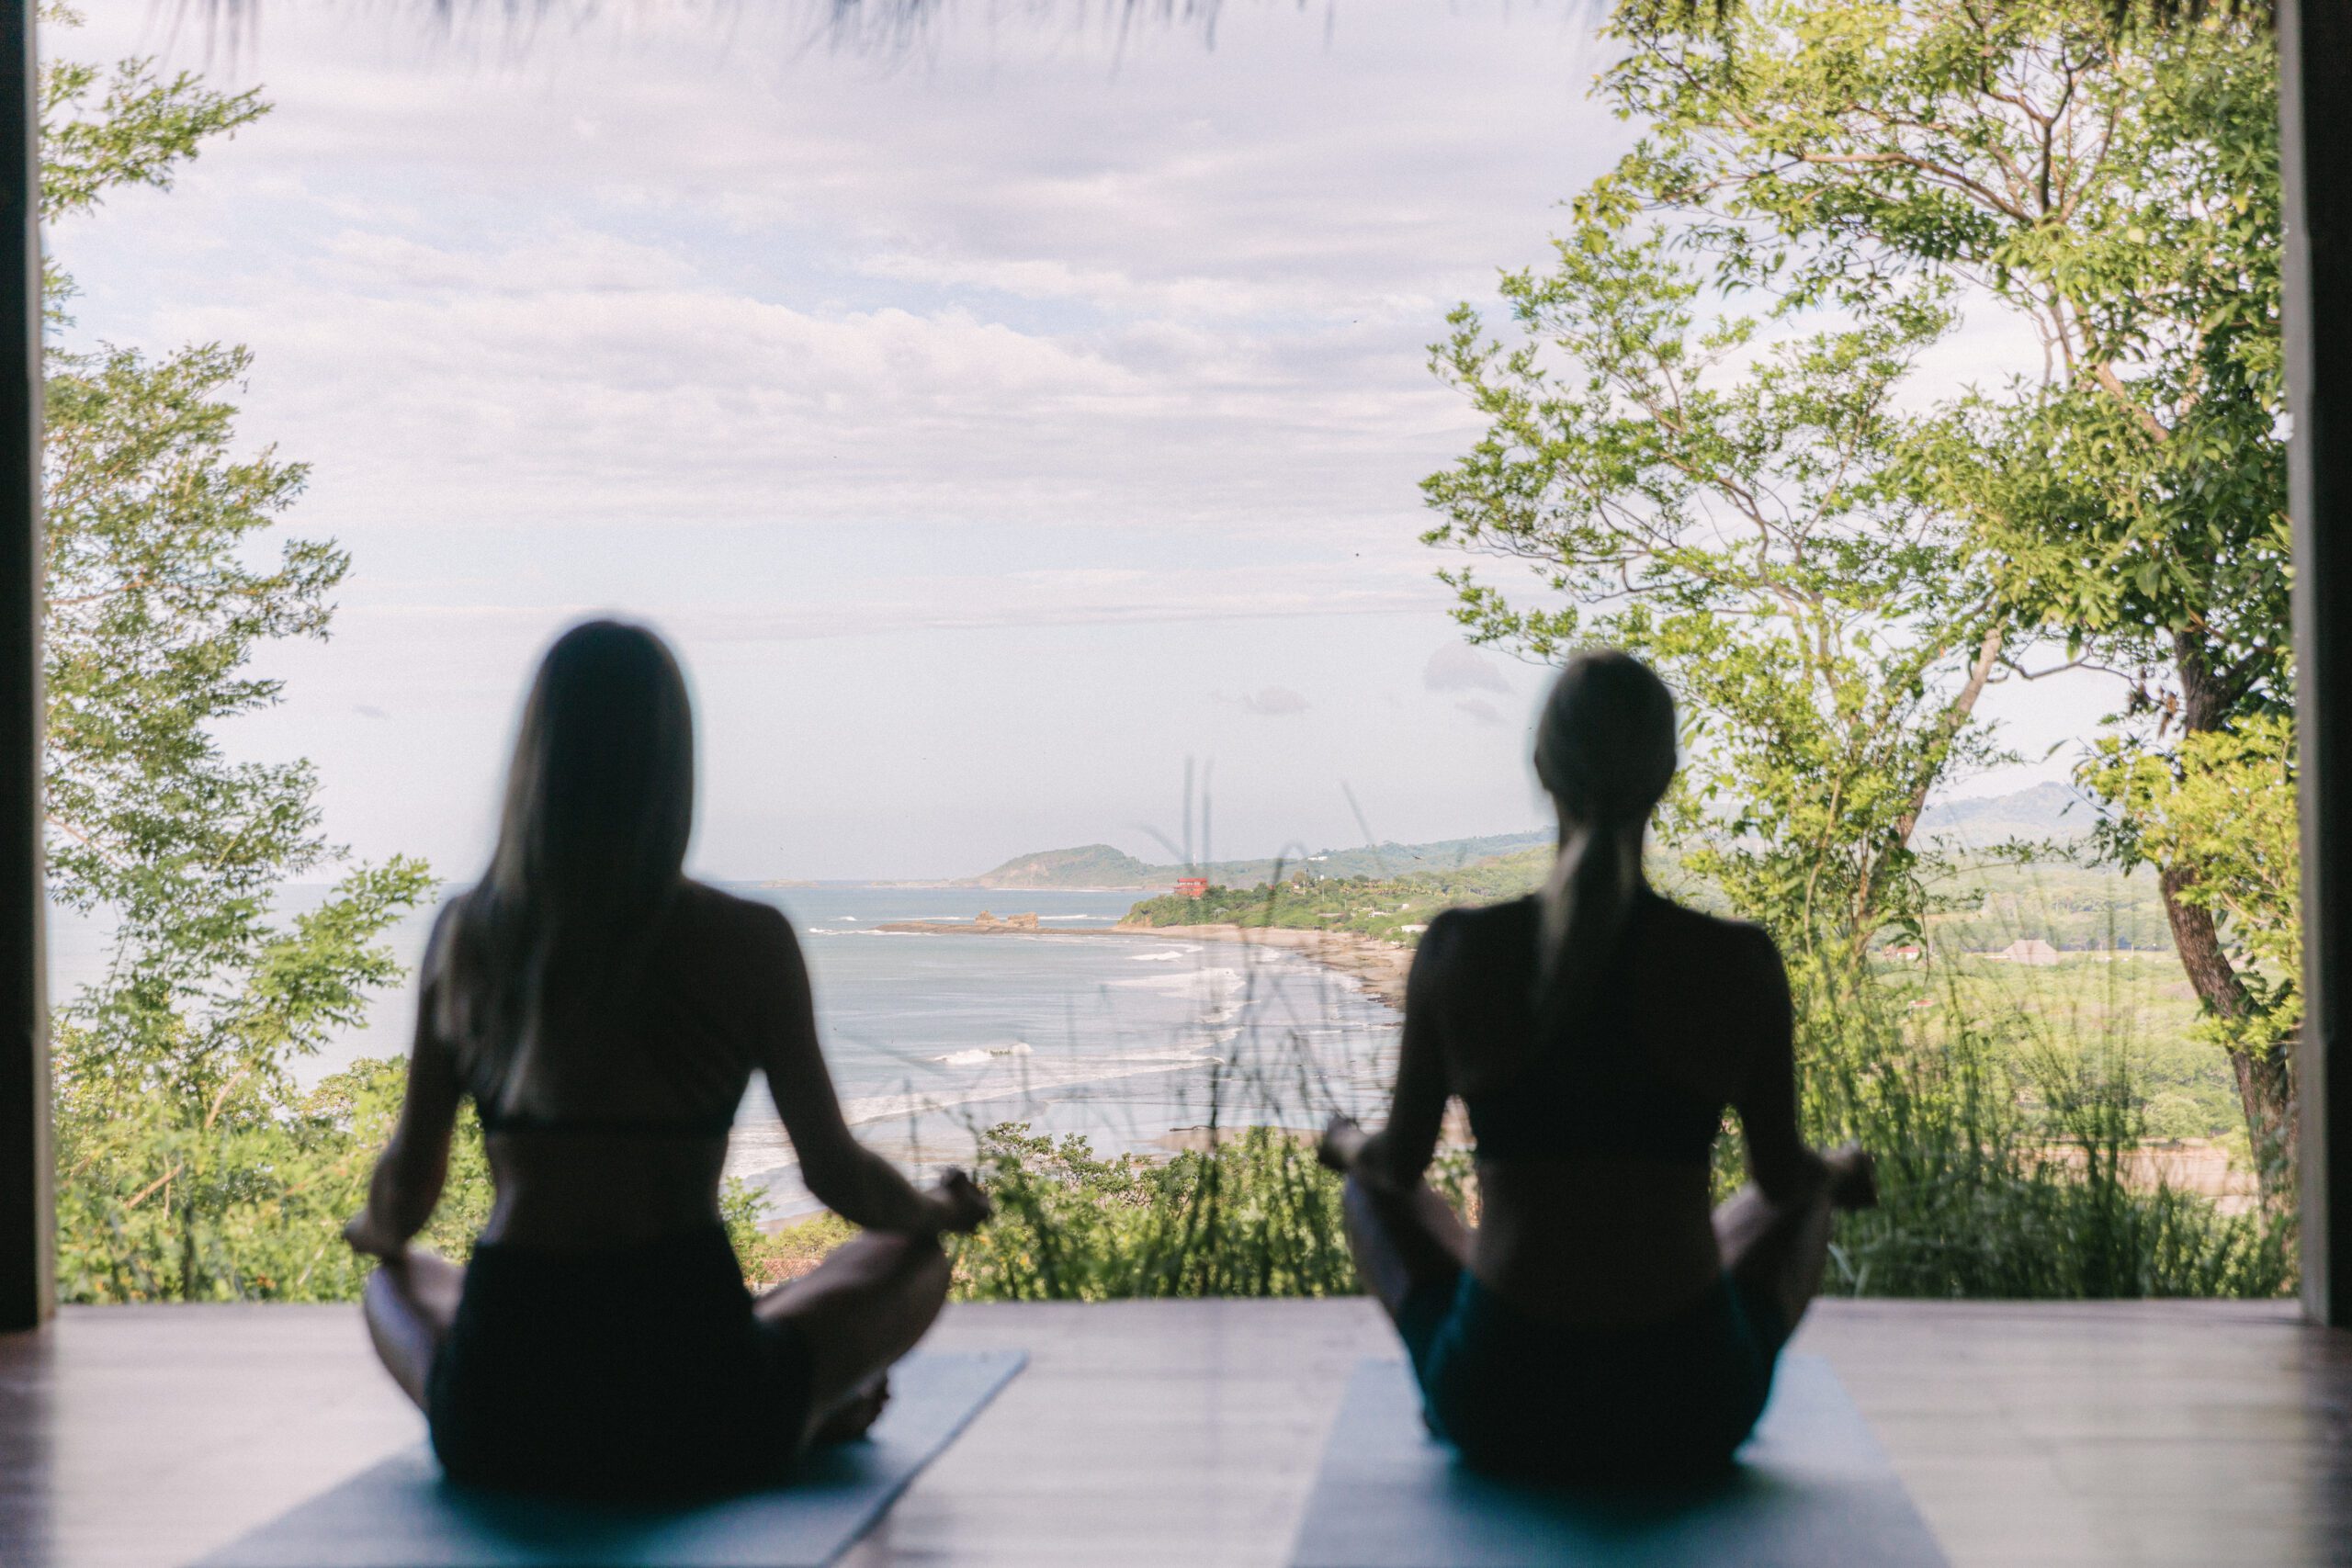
[1531,651,1677,1013]
[1536,818,1646,1004]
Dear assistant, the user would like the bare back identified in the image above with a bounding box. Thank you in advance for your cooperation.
[412,882,840,1250]
[1376,889,1802,1327]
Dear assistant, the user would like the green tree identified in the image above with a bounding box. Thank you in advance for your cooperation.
[1444,0,2293,1176]
[1421,216,2010,987]
[2083,714,2300,1053]
[40,15,433,1299]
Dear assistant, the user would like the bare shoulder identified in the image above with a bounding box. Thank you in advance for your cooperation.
[1422,897,1532,952]
[1408,897,1536,989]
[1649,895,1779,964]
[670,881,799,958]
[416,887,476,979]
[1640,894,1786,1024]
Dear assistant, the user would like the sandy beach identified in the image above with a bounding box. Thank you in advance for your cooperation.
[865,914,1415,1011]
[875,911,1401,1010]
[1110,921,1412,1010]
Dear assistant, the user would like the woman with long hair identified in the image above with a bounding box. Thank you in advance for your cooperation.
[345,620,989,1498]
[1320,649,1872,1482]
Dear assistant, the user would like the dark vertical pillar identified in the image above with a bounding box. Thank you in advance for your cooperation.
[0,0,45,1334]
[2284,0,2352,1328]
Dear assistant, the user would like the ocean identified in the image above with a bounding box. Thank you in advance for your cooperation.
[48,884,1404,1217]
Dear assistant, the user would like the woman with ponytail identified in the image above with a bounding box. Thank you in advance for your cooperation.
[1321,649,1872,1482]
[345,621,989,1499]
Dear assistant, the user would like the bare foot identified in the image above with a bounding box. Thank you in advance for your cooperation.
[811,1375,889,1445]
[1826,1144,1877,1212]
[1318,1114,1368,1175]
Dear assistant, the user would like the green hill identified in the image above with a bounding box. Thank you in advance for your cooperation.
[1917,782,2100,845]
[962,844,1166,890]
[1125,845,1555,941]
[959,829,1555,891]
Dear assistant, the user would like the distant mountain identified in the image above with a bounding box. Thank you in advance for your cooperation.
[963,844,1166,890]
[959,829,1554,891]
[964,792,2099,891]
[1292,831,1554,882]
[1917,782,2101,844]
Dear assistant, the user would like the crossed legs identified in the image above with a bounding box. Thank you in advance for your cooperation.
[1340,1171,1471,1324]
[361,1249,464,1410]
[1712,1145,1874,1336]
[1321,1118,1470,1326]
[356,1230,953,1457]
[1329,1138,1875,1341]
[754,1231,953,1450]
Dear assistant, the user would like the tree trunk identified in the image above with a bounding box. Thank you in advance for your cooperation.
[1893,621,2007,847]
[1843,618,2007,976]
[2159,860,2297,1187]
[2165,629,2298,1194]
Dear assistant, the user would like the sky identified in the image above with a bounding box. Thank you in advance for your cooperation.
[52,0,2109,882]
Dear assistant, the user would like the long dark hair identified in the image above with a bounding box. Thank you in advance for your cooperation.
[1532,650,1677,1011]
[432,620,696,1109]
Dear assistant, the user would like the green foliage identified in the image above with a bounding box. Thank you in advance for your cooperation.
[1123,847,1557,942]
[1921,857,2175,953]
[55,1044,464,1303]
[2082,714,2301,1053]
[1422,172,2010,984]
[733,1208,859,1289]
[1430,0,2294,1168]
[308,1055,495,1264]
[966,831,1554,891]
[949,1123,1362,1301]
[940,983,2286,1301]
[967,843,1164,890]
[1804,979,2290,1298]
[1584,0,2296,1151]
[35,3,266,310]
[41,17,432,1299]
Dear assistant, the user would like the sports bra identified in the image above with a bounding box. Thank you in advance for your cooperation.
[447,886,761,1143]
[472,1098,739,1139]
[1446,892,1724,1166]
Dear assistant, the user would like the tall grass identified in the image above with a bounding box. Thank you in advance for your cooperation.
[1799,979,2290,1298]
[928,963,2290,1303]
[949,1122,1357,1299]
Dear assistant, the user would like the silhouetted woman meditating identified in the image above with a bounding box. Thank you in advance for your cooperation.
[345,620,989,1498]
[1320,650,1872,1483]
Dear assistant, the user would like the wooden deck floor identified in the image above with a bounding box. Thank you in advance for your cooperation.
[1,1297,2346,1566]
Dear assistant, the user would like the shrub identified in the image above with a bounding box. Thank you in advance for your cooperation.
[948,1122,1358,1300]
[1803,977,2291,1300]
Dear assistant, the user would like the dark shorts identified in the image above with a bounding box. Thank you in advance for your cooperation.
[426,1224,815,1500]
[1396,1270,1788,1484]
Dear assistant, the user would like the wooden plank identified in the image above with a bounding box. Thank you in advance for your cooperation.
[0,0,49,1337]
[2284,0,2352,1329]
[2,1300,2348,1568]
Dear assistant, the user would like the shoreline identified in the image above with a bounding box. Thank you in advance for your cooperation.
[865,916,1411,1010]
[1113,921,1410,1010]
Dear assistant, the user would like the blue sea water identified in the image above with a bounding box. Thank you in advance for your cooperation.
[48,884,1403,1216]
[728,886,1401,1211]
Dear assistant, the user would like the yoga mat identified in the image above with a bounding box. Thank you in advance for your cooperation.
[194,1348,1025,1568]
[1289,1353,1947,1568]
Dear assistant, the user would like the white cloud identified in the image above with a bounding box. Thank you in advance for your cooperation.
[341,558,1444,645]
[48,0,1633,872]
